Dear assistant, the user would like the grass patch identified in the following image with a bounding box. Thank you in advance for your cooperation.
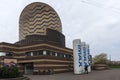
[108,64,120,68]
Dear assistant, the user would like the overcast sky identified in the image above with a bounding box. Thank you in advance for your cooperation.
[0,0,120,61]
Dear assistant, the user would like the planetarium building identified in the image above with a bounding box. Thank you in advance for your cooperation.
[0,2,73,74]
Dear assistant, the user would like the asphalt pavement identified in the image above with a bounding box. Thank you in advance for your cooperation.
[25,69,120,80]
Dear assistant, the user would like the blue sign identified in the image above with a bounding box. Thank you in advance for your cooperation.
[87,48,90,66]
[78,45,82,67]
[83,47,87,66]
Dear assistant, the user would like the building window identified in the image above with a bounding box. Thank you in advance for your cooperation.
[57,53,60,57]
[64,54,66,58]
[6,52,13,56]
[60,53,64,58]
[65,54,73,59]
[31,52,33,56]
[25,52,32,56]
[52,52,55,56]
[38,50,43,55]
[25,50,43,56]
[46,51,50,55]
[0,52,6,56]
[25,50,73,59]
[43,50,46,55]
[0,52,13,56]
[33,51,38,56]
[55,53,57,56]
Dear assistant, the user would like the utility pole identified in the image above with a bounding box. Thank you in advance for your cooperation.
[109,55,111,67]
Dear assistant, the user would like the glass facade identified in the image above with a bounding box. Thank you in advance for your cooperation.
[25,50,72,59]
[0,52,13,56]
[25,50,43,56]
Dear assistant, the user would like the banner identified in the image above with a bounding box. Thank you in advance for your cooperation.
[4,58,17,67]
[73,39,83,74]
[86,45,91,72]
[73,39,91,74]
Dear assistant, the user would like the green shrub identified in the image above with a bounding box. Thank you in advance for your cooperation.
[108,64,120,68]
[0,66,20,78]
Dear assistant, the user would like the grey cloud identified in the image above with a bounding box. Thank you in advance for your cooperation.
[0,0,120,60]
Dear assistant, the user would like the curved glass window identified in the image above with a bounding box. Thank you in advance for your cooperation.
[0,52,6,56]
[6,52,13,56]
[25,50,73,59]
[0,52,13,56]
[25,50,43,56]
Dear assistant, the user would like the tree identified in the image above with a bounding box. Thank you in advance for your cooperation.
[93,53,108,64]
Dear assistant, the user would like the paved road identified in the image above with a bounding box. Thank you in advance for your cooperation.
[25,69,120,80]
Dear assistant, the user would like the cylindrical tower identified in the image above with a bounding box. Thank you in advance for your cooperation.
[73,39,83,74]
[19,2,62,40]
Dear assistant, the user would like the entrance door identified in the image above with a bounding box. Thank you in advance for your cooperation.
[24,63,33,74]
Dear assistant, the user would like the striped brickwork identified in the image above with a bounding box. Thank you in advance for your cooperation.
[0,42,73,74]
[19,2,62,40]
